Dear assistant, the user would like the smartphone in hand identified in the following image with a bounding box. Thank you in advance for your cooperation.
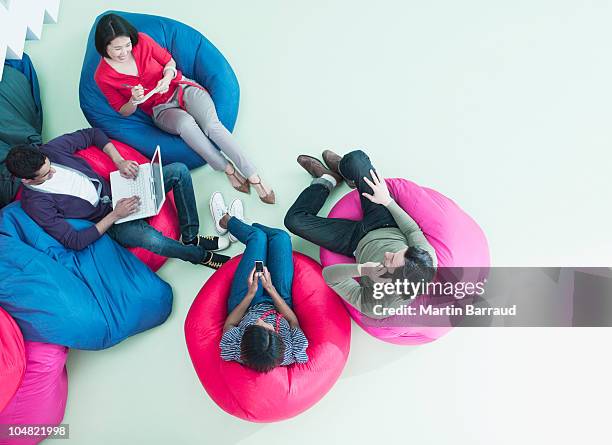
[255,261,264,274]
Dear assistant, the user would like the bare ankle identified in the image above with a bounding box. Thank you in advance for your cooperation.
[219,213,231,229]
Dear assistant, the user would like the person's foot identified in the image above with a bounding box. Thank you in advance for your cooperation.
[219,213,231,230]
[322,149,355,188]
[225,164,250,193]
[297,155,343,184]
[322,149,342,174]
[209,191,228,235]
[182,235,230,251]
[227,198,244,243]
[248,175,275,204]
[200,251,231,270]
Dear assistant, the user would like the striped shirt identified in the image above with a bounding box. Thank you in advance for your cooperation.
[220,303,309,366]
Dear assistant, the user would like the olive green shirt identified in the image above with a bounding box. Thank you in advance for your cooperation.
[322,200,437,319]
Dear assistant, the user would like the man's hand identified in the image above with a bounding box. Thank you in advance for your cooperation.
[116,159,139,179]
[362,169,393,206]
[112,196,140,219]
[359,261,390,282]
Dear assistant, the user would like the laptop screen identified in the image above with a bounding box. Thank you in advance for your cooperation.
[151,147,165,211]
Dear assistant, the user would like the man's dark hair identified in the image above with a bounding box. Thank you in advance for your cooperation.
[5,144,47,179]
[240,324,285,373]
[94,13,139,58]
[403,246,435,281]
[390,246,436,299]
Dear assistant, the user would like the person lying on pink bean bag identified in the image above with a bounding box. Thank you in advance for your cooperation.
[285,149,490,345]
[185,251,351,422]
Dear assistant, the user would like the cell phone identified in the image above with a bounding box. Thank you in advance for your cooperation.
[255,261,264,273]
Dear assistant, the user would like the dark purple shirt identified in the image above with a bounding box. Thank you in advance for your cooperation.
[20,128,113,250]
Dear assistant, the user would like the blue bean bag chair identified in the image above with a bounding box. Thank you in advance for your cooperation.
[1,53,43,208]
[4,53,43,117]
[0,203,173,350]
[79,10,240,169]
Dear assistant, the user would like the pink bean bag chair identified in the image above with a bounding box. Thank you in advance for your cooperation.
[185,253,351,422]
[0,342,68,445]
[320,178,490,345]
[76,139,180,271]
[0,307,25,413]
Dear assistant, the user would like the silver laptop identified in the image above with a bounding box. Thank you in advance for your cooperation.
[110,146,166,224]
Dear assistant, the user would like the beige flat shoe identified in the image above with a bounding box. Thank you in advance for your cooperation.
[225,165,250,194]
[249,178,275,204]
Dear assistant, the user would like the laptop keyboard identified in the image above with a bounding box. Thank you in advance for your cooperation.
[125,175,154,217]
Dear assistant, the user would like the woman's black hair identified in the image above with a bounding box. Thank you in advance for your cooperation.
[5,144,47,179]
[240,325,285,373]
[94,13,139,58]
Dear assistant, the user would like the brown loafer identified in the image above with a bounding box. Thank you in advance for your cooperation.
[322,149,342,174]
[297,155,343,184]
[322,150,356,189]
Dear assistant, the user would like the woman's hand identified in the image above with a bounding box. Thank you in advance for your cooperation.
[116,159,139,179]
[259,266,276,292]
[246,267,259,296]
[362,169,393,206]
[130,84,145,102]
[156,77,172,94]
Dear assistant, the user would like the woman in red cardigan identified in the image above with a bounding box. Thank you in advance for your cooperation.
[93,13,275,204]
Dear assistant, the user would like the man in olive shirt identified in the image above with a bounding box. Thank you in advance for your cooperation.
[284,150,436,319]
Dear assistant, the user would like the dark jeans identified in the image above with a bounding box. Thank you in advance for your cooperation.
[284,150,397,257]
[227,218,294,312]
[107,163,206,263]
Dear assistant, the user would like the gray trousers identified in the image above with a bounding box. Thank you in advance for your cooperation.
[152,85,256,177]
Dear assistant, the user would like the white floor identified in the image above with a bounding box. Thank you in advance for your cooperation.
[22,1,612,444]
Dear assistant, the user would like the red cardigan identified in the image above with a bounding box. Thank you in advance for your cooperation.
[94,32,186,116]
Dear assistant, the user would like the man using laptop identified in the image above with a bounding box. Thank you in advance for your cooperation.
[4,128,230,269]
[110,146,167,224]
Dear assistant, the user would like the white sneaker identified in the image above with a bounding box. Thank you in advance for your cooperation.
[209,191,228,235]
[217,236,231,250]
[227,198,244,243]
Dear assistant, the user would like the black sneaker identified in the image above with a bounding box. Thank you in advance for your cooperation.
[200,251,231,270]
[183,235,230,251]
